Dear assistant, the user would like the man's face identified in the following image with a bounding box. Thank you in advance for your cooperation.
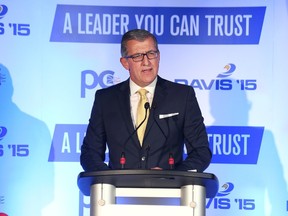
[120,37,160,87]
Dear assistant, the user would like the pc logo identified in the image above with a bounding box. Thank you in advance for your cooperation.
[0,5,8,19]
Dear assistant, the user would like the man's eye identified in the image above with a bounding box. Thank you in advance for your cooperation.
[132,54,142,58]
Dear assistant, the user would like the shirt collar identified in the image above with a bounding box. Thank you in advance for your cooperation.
[130,77,157,95]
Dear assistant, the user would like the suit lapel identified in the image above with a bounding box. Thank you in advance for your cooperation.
[118,79,141,146]
[144,77,169,143]
[118,80,134,133]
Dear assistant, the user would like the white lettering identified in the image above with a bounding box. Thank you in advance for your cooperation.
[76,132,81,153]
[85,13,93,34]
[135,14,164,35]
[135,14,144,28]
[93,14,102,34]
[78,13,85,34]
[209,133,250,155]
[232,134,241,155]
[205,15,213,36]
[61,132,71,153]
[103,14,111,34]
[243,14,252,36]
[170,15,199,36]
[63,13,72,34]
[211,134,222,155]
[78,13,129,35]
[112,14,120,34]
[241,134,250,155]
[205,14,252,36]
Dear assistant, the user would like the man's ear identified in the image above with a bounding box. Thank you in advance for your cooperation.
[120,57,129,70]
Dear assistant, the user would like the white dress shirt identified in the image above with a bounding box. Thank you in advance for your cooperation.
[129,78,157,128]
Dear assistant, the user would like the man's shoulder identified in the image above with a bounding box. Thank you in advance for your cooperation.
[96,79,129,95]
[158,76,191,90]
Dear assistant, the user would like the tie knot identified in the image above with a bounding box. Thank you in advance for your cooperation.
[137,88,148,97]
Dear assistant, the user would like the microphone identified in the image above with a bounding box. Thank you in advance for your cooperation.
[166,118,174,169]
[152,104,167,141]
[120,102,150,169]
[152,104,168,168]
[168,153,175,170]
[152,104,174,169]
[144,102,150,110]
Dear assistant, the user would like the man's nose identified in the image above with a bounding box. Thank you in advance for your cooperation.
[142,54,150,65]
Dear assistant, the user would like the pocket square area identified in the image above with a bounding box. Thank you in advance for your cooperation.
[159,112,179,119]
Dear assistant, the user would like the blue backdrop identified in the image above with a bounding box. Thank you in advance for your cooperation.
[0,1,287,215]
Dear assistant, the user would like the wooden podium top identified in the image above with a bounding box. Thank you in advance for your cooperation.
[78,170,218,198]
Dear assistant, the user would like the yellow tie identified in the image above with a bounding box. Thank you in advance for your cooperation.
[136,89,149,145]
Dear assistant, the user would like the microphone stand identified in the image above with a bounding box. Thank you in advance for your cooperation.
[120,102,150,169]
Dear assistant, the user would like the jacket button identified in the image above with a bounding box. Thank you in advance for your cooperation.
[141,156,146,161]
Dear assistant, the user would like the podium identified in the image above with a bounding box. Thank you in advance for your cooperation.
[77,170,218,216]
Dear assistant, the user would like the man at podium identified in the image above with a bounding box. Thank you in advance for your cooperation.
[80,29,211,172]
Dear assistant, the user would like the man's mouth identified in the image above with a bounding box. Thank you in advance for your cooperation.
[142,68,152,72]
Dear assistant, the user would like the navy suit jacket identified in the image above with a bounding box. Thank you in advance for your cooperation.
[80,76,211,172]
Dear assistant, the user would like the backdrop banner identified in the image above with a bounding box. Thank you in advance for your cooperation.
[0,0,287,215]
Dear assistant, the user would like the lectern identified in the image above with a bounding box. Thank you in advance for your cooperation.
[77,170,218,216]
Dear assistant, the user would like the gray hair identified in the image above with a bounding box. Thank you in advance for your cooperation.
[120,29,159,57]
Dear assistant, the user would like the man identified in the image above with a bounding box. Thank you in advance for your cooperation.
[80,29,211,172]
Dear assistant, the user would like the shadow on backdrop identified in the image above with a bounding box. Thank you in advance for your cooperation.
[0,64,54,215]
[208,79,287,215]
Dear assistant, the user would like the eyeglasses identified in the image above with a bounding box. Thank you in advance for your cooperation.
[125,50,159,62]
